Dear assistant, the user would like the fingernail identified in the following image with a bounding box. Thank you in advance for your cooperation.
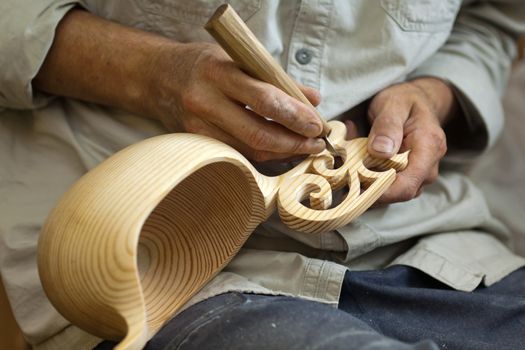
[305,122,322,136]
[372,136,394,154]
[310,90,321,104]
[312,138,325,151]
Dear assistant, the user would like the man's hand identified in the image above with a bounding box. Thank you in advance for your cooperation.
[151,43,325,162]
[33,10,325,163]
[347,78,459,204]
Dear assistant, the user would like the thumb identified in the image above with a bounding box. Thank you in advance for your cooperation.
[367,103,409,159]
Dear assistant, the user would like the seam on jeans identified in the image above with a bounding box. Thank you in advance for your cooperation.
[173,314,225,350]
[165,293,245,350]
[173,294,312,350]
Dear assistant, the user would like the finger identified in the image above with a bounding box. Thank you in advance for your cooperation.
[298,84,321,107]
[191,91,325,155]
[344,120,359,140]
[184,116,298,162]
[221,70,323,138]
[367,92,412,159]
[423,165,439,185]
[376,129,441,204]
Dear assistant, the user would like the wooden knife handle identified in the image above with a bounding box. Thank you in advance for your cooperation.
[205,4,331,137]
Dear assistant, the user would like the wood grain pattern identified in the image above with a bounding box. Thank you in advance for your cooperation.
[38,134,267,349]
[0,277,30,350]
[38,121,407,350]
[277,123,408,233]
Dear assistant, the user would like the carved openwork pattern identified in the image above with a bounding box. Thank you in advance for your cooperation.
[277,121,409,234]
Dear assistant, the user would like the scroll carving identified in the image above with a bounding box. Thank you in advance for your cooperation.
[277,121,408,233]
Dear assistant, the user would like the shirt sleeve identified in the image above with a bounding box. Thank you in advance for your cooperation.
[0,0,80,109]
[407,1,525,162]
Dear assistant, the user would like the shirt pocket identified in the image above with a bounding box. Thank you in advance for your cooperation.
[380,0,461,32]
[134,0,261,26]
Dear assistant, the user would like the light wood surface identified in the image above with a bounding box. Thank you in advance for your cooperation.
[278,124,407,233]
[0,277,29,350]
[38,121,407,350]
[518,36,525,61]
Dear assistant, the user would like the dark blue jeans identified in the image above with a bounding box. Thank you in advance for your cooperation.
[96,266,525,350]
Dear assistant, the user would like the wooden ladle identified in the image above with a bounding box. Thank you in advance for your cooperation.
[38,123,407,349]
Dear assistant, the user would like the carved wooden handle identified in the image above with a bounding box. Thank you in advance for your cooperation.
[276,122,408,233]
[205,4,332,137]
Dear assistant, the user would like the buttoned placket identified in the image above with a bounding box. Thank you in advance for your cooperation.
[286,0,334,91]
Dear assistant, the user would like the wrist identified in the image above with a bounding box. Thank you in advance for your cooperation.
[409,77,460,126]
[148,42,233,131]
[145,42,204,129]
[123,35,184,121]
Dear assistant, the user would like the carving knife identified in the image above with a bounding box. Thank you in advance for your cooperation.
[205,4,340,158]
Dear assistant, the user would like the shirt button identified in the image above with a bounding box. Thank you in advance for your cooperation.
[295,48,313,65]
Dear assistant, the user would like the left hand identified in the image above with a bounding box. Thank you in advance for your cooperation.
[346,77,459,204]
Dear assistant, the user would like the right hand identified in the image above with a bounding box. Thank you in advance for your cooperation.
[149,43,325,162]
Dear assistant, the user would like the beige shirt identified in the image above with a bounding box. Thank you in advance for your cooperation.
[1,1,525,349]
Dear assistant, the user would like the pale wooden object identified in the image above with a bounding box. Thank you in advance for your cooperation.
[278,125,407,233]
[38,121,407,350]
[0,277,29,350]
[205,4,332,139]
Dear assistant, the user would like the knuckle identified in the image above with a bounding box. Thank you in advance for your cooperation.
[429,127,447,156]
[399,189,417,202]
[284,102,303,128]
[205,58,235,82]
[201,56,220,79]
[395,191,411,203]
[253,89,279,118]
[399,177,421,201]
[374,87,395,102]
[183,118,203,134]
[427,168,439,183]
[194,49,224,80]
[439,136,448,156]
[288,140,304,154]
[411,88,427,102]
[181,88,205,114]
[371,112,404,133]
[372,114,392,126]
[252,150,272,162]
[248,128,272,150]
[441,141,448,156]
